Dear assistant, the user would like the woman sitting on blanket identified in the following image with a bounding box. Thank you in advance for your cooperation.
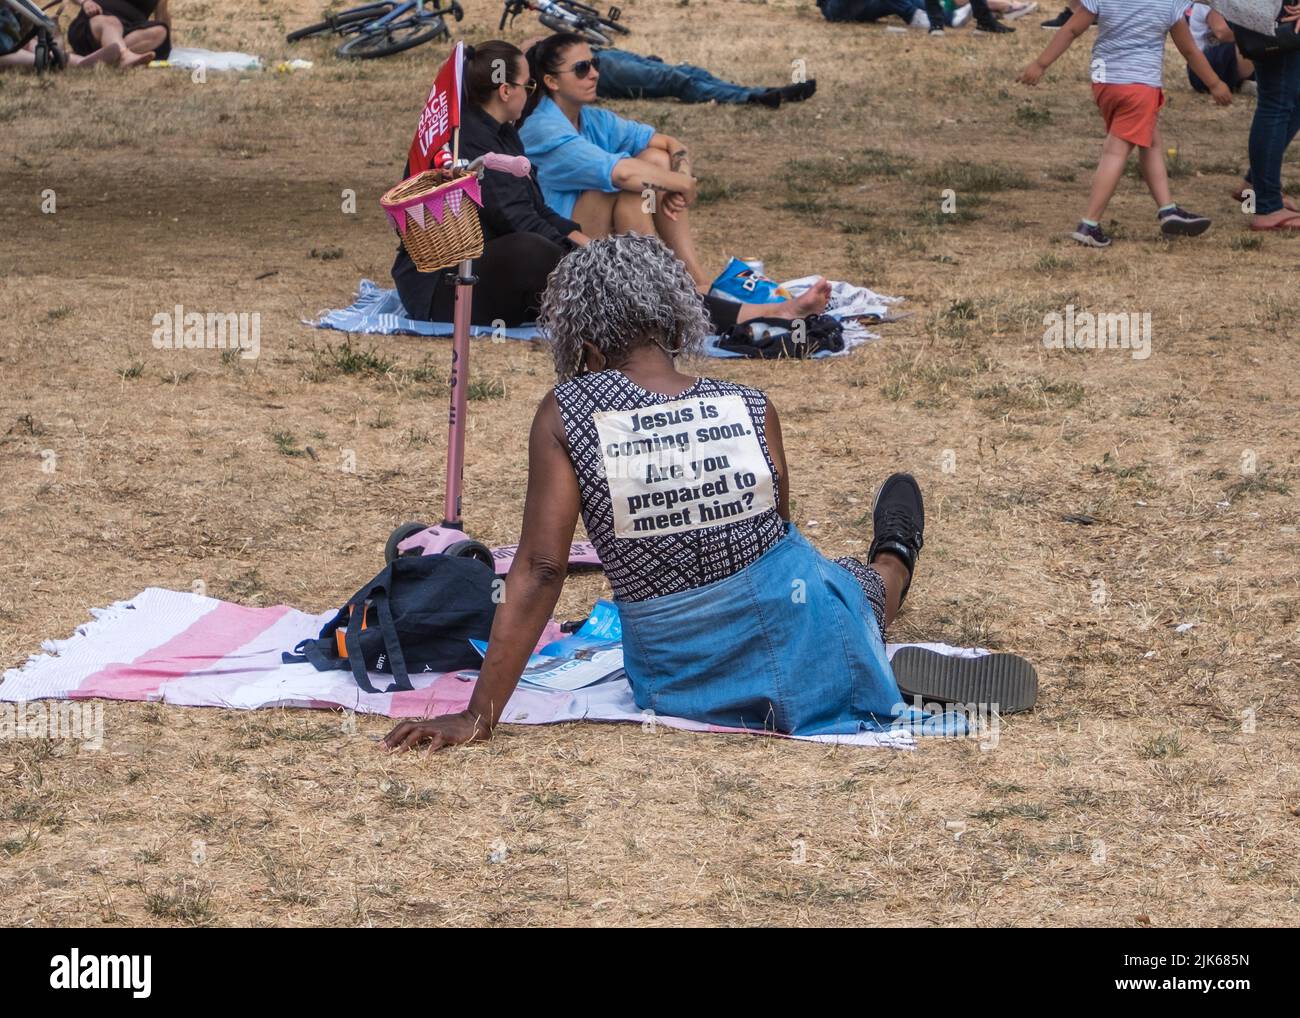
[392,40,831,329]
[382,234,930,752]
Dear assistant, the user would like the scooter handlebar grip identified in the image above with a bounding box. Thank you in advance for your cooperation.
[481,153,531,177]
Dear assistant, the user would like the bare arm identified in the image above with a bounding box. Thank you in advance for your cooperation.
[1206,11,1235,42]
[1019,9,1096,83]
[610,157,697,202]
[382,394,580,752]
[1171,19,1233,105]
[764,400,792,523]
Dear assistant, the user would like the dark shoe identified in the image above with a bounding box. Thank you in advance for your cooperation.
[1071,220,1112,248]
[975,17,1015,33]
[747,88,782,109]
[1158,205,1211,237]
[868,473,925,605]
[1041,7,1070,28]
[892,647,1039,713]
[779,79,816,103]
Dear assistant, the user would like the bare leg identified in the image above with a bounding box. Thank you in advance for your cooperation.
[651,202,710,289]
[734,277,833,323]
[1083,132,1134,223]
[122,25,167,55]
[1136,126,1172,208]
[869,553,910,629]
[0,48,36,68]
[571,189,617,239]
[69,42,123,68]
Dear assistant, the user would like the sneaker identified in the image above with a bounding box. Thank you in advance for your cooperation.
[1041,6,1071,28]
[747,88,782,109]
[1003,1,1039,19]
[952,5,973,28]
[868,473,925,605]
[974,17,1015,33]
[1071,221,1112,247]
[778,78,816,102]
[1158,205,1211,237]
[929,27,946,36]
[909,8,931,29]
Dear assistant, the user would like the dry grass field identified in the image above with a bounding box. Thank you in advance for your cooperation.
[1,0,1297,927]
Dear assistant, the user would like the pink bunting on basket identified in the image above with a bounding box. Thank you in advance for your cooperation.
[408,202,427,230]
[427,191,446,225]
[461,175,482,207]
[391,208,408,236]
[446,189,463,216]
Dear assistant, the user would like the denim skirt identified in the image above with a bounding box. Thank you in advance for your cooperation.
[615,522,904,735]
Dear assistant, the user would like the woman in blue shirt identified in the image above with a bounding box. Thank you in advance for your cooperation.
[519,33,713,289]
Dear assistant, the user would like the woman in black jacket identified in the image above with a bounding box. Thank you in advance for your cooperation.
[392,41,584,326]
[392,41,830,328]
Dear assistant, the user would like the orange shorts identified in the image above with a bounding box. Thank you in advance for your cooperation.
[1092,83,1166,148]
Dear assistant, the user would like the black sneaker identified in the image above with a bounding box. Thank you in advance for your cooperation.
[1158,205,1211,237]
[974,17,1015,33]
[1041,6,1070,28]
[1071,220,1112,248]
[868,473,925,604]
[747,88,782,109]
[779,78,816,103]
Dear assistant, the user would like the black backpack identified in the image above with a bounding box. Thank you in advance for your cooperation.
[283,554,498,693]
[717,313,845,359]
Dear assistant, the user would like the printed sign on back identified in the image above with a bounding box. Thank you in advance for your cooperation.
[593,394,775,539]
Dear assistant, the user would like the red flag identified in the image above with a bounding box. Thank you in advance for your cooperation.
[407,41,465,175]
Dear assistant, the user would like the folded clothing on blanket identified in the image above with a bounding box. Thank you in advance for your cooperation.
[0,588,996,746]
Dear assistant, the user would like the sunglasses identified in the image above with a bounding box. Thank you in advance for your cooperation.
[506,79,537,94]
[556,56,600,79]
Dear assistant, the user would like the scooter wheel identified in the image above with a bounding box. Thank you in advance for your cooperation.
[384,521,430,563]
[444,539,495,569]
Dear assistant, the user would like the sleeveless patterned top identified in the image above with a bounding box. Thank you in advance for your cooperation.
[553,369,785,602]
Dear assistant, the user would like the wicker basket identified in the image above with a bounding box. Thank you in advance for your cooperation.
[381,170,484,273]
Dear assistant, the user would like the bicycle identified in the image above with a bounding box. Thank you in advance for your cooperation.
[499,0,629,47]
[287,0,464,60]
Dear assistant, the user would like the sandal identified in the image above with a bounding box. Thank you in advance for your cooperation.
[891,647,1039,714]
[1249,213,1300,232]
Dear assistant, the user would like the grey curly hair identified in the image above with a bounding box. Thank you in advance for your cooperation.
[538,233,712,381]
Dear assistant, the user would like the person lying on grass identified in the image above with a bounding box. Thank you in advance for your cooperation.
[382,233,930,753]
[1017,0,1231,249]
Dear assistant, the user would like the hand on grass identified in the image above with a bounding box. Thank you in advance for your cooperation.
[1210,80,1233,107]
[381,710,489,754]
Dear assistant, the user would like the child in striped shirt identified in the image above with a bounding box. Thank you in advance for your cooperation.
[1018,0,1232,248]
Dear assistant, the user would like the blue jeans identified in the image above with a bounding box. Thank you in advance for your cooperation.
[595,48,763,104]
[1247,48,1300,215]
[819,0,921,22]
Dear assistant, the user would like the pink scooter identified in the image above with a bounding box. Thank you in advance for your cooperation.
[384,151,532,567]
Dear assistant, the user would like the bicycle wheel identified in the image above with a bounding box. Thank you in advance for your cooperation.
[554,0,631,36]
[286,4,394,43]
[337,15,449,58]
[539,11,609,46]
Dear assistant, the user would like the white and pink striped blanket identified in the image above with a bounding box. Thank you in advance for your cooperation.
[0,588,984,749]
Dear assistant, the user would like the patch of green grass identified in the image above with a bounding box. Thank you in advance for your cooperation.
[468,377,506,401]
[694,178,751,205]
[1034,253,1073,273]
[45,306,74,323]
[1230,234,1264,252]
[117,361,146,381]
[1225,470,1291,500]
[1014,104,1053,129]
[1139,733,1187,760]
[269,430,305,457]
[314,338,396,378]
[144,880,214,922]
[974,376,1085,412]
[920,160,1031,194]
